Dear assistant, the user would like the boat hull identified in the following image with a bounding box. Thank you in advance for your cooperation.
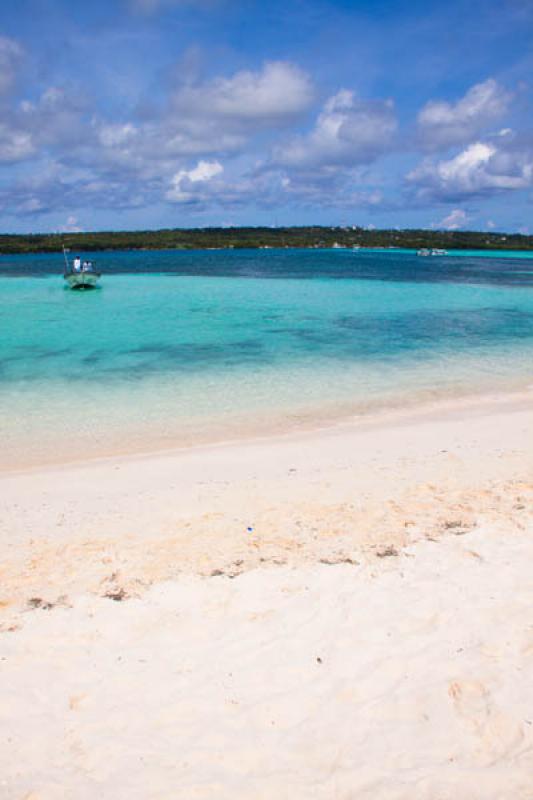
[64,272,101,290]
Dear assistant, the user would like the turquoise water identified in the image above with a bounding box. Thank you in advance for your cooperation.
[1,249,533,465]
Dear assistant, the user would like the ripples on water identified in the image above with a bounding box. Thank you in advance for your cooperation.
[1,248,532,464]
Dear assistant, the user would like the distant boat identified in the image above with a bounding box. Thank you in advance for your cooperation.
[417,248,431,256]
[430,248,448,256]
[63,247,101,290]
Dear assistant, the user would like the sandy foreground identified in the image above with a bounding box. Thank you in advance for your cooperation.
[1,393,533,798]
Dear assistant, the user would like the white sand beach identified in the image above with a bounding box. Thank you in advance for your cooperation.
[1,393,532,798]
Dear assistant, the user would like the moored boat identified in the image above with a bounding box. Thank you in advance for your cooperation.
[63,247,101,290]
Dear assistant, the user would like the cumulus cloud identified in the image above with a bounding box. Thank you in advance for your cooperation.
[417,79,512,151]
[158,85,394,214]
[0,160,151,217]
[166,159,223,202]
[274,166,384,208]
[253,89,396,209]
[0,60,310,215]
[171,61,315,127]
[0,123,34,162]
[20,87,93,151]
[83,62,314,179]
[273,89,396,169]
[97,122,137,149]
[0,36,393,218]
[59,215,83,233]
[164,160,294,210]
[0,84,96,167]
[434,208,470,230]
[0,59,313,174]
[407,139,533,201]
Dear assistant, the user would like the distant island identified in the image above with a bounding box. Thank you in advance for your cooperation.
[0,226,532,254]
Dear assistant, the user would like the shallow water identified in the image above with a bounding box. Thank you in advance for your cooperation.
[1,248,533,466]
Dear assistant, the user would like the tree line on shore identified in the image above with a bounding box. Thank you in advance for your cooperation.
[0,226,531,254]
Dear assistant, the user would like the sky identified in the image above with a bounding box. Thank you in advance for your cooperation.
[0,0,532,233]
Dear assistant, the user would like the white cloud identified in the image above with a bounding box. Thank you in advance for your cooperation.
[166,159,223,202]
[171,61,315,126]
[417,79,512,151]
[59,215,83,233]
[98,123,138,148]
[277,168,384,208]
[0,50,316,216]
[434,208,470,230]
[273,89,397,169]
[257,89,395,208]
[407,140,533,201]
[82,62,314,178]
[0,160,151,216]
[0,86,95,166]
[0,123,34,162]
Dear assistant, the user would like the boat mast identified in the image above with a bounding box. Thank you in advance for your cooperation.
[62,246,70,273]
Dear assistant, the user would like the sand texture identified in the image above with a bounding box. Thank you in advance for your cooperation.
[0,394,532,798]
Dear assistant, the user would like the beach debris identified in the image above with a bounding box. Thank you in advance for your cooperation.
[376,546,399,558]
[247,527,254,533]
[104,587,129,602]
[209,566,244,579]
[0,623,20,633]
[316,657,323,664]
[319,557,359,566]
[442,519,475,535]
[27,597,55,611]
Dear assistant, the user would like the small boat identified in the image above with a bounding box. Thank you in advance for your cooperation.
[63,247,101,290]
[417,248,431,256]
[430,248,448,256]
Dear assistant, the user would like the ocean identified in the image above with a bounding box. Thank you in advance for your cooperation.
[1,247,533,467]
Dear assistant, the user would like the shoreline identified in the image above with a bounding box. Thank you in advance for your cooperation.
[1,386,531,611]
[2,380,532,475]
[2,241,533,258]
[1,373,532,797]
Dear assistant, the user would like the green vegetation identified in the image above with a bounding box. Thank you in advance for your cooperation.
[0,226,532,254]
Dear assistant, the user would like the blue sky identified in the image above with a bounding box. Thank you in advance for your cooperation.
[0,0,532,232]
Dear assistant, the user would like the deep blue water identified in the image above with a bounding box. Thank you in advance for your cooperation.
[1,246,533,285]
